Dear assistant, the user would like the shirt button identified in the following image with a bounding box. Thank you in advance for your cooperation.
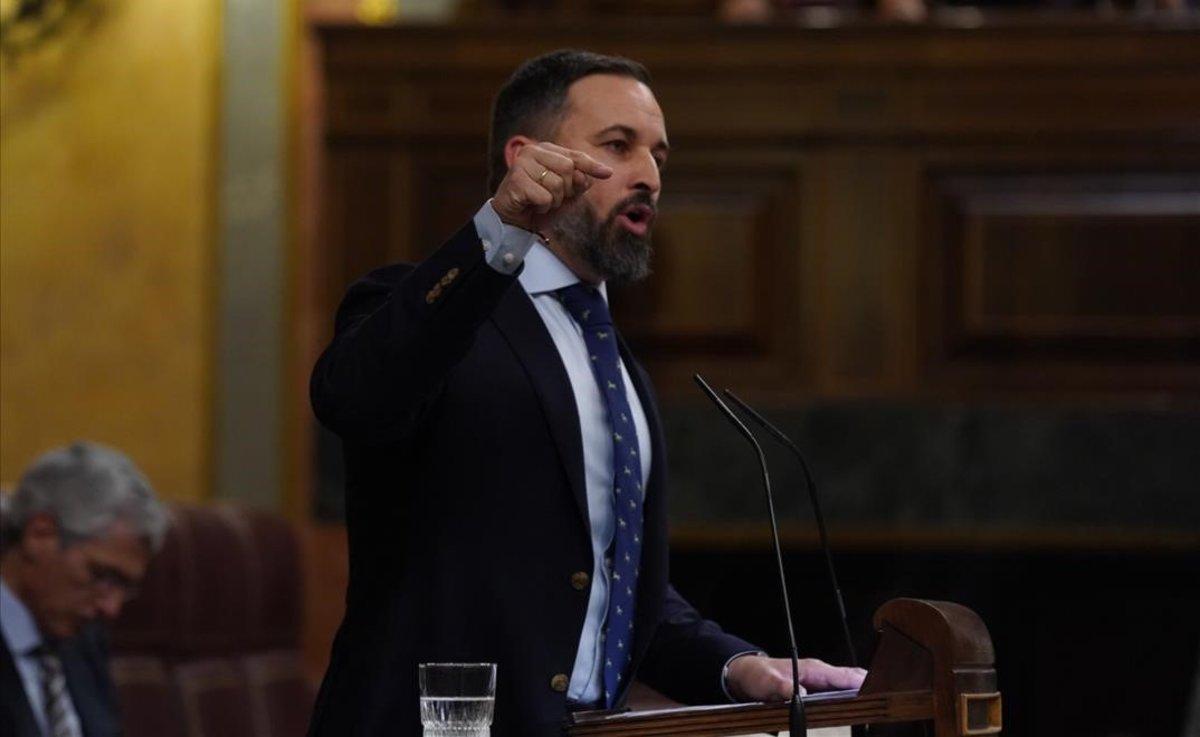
[502,252,516,266]
[481,239,492,252]
[550,673,570,693]
[570,571,590,591]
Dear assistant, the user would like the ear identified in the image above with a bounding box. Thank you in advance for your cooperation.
[503,135,536,170]
[20,512,63,560]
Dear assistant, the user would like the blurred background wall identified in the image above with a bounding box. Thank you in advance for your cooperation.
[1,0,219,502]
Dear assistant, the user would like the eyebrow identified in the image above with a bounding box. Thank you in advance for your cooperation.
[593,124,670,156]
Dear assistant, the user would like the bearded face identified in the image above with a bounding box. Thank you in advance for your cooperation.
[551,191,656,286]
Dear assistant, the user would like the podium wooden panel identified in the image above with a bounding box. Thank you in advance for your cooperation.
[566,599,1001,737]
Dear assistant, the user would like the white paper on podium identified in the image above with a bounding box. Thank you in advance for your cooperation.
[724,728,849,737]
[569,689,861,736]
[611,688,860,721]
[604,690,860,736]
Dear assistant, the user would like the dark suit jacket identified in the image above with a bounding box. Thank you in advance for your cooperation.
[0,623,120,737]
[307,222,757,737]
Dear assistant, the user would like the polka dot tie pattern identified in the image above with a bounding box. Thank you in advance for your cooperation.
[557,283,644,708]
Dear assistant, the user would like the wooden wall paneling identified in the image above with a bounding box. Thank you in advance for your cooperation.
[651,76,826,138]
[954,178,1200,342]
[409,145,491,259]
[316,22,1200,90]
[801,147,924,397]
[919,150,1200,396]
[324,73,499,139]
[911,72,1200,140]
[612,151,806,396]
[314,21,1200,403]
[322,147,403,316]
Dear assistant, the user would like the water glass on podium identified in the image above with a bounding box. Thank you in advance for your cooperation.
[419,663,496,737]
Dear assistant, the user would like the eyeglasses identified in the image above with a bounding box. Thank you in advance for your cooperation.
[85,561,140,600]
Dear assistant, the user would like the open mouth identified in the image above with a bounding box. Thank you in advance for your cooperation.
[616,203,656,236]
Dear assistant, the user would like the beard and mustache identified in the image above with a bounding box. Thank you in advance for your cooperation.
[548,191,655,286]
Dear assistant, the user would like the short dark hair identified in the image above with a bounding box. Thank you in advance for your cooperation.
[487,49,651,194]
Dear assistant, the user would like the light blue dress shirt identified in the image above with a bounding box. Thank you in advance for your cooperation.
[0,577,84,736]
[474,202,653,703]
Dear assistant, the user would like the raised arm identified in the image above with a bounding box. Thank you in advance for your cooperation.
[310,141,612,445]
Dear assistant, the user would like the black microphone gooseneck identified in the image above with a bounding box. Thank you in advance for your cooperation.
[693,374,806,737]
[722,389,859,669]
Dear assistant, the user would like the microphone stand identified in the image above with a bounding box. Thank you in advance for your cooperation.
[721,389,859,669]
[694,374,806,737]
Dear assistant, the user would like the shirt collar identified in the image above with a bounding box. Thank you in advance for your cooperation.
[0,577,44,656]
[517,241,609,305]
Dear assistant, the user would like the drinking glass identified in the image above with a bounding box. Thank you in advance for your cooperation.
[419,663,496,737]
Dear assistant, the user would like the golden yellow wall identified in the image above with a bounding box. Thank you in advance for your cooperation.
[1,0,218,501]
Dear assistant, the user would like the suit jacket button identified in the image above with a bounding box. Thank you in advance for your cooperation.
[570,571,590,591]
[550,673,570,693]
[440,267,460,286]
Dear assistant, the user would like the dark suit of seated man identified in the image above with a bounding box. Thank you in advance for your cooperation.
[307,50,866,737]
[0,442,167,737]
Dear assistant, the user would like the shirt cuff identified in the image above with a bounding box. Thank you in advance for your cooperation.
[472,199,538,275]
[720,650,769,702]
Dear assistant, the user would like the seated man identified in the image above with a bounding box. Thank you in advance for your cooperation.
[0,441,167,737]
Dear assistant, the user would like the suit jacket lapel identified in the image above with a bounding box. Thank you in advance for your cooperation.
[0,633,41,737]
[491,285,592,538]
[60,632,117,737]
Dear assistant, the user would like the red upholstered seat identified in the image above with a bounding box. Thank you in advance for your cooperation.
[110,504,315,737]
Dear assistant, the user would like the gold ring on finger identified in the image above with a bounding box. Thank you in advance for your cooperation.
[537,169,550,183]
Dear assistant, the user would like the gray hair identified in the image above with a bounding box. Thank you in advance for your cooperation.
[3,442,168,553]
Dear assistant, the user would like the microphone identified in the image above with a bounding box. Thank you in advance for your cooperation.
[693,374,806,737]
[722,389,858,669]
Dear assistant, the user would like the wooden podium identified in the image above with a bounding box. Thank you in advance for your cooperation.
[566,599,1001,737]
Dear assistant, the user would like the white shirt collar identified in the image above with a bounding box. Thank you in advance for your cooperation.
[517,241,609,305]
[0,577,44,656]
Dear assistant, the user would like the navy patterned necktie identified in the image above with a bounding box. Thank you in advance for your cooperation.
[557,283,645,708]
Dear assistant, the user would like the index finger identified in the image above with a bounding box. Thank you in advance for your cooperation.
[565,150,613,179]
[537,142,613,179]
[813,664,866,691]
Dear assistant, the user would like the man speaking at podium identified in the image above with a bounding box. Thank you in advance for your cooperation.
[307,50,865,737]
